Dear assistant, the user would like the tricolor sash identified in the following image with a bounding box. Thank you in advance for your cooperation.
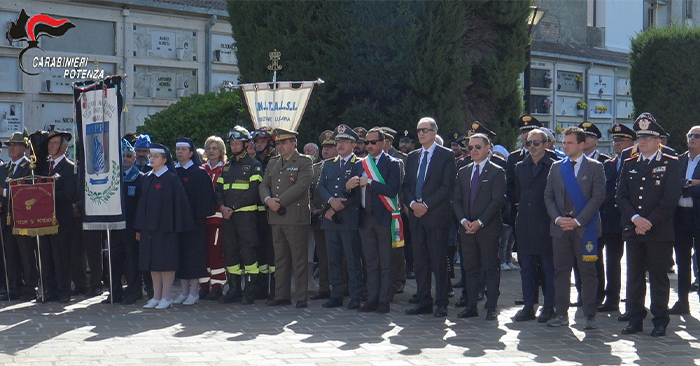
[361,156,404,248]
[560,158,599,262]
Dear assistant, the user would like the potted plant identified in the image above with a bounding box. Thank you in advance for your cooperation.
[576,100,587,116]
[595,105,608,114]
[544,72,553,87]
[542,97,552,113]
[575,74,584,90]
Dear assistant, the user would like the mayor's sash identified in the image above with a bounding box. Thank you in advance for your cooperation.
[361,156,404,248]
[560,158,598,262]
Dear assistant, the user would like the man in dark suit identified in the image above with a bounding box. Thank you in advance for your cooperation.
[453,133,505,320]
[0,132,37,301]
[544,127,605,329]
[403,117,457,317]
[39,130,79,303]
[597,124,636,312]
[617,113,681,337]
[513,129,557,323]
[316,125,365,310]
[348,127,401,313]
[668,125,700,315]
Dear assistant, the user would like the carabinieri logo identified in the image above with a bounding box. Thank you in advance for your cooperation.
[6,9,76,75]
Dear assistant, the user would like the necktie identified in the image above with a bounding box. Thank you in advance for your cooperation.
[8,162,15,174]
[49,161,55,175]
[416,151,429,200]
[469,164,480,209]
[339,159,345,170]
[572,160,577,177]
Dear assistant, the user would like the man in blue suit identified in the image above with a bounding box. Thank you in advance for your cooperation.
[347,127,401,314]
[403,117,457,317]
[316,124,365,310]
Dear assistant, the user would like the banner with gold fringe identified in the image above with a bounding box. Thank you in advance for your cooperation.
[8,177,58,236]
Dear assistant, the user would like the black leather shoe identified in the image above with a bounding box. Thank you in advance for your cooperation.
[650,325,666,337]
[455,296,467,307]
[668,301,690,315]
[408,297,420,304]
[457,306,479,318]
[86,287,104,297]
[597,302,620,312]
[486,308,498,321]
[395,284,404,294]
[406,271,416,280]
[434,305,448,317]
[310,291,331,300]
[514,298,525,305]
[295,300,307,308]
[618,312,630,322]
[322,298,343,308]
[358,301,378,312]
[375,302,390,314]
[514,307,536,321]
[347,298,361,310]
[405,304,432,315]
[537,307,555,323]
[122,293,143,305]
[266,299,291,306]
[621,323,643,334]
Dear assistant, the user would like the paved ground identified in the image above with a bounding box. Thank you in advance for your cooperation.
[1,260,699,366]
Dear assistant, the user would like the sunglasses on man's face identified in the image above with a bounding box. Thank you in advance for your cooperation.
[688,133,700,140]
[366,139,383,145]
[467,144,483,151]
[525,140,543,147]
[416,128,433,134]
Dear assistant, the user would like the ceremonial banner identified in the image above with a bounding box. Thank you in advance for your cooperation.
[74,75,126,230]
[9,178,58,236]
[242,81,316,130]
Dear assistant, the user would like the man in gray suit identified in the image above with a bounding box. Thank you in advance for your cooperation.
[544,127,605,329]
[453,133,506,320]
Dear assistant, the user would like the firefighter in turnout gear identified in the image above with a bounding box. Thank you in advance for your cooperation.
[252,127,277,300]
[216,126,264,305]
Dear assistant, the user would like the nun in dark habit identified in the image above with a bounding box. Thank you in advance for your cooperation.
[173,137,215,305]
[135,143,194,310]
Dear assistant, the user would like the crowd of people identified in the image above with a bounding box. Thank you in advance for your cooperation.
[0,112,697,338]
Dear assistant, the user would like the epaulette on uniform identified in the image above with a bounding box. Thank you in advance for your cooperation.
[661,152,678,160]
[623,156,637,163]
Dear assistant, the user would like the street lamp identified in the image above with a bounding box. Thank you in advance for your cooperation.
[525,5,546,114]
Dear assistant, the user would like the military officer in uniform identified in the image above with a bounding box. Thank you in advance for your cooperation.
[399,129,417,155]
[316,125,365,309]
[217,126,263,305]
[617,113,681,337]
[353,127,368,158]
[259,128,314,308]
[309,130,336,301]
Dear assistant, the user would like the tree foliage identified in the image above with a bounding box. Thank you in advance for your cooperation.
[136,90,247,151]
[227,0,530,149]
[630,25,700,151]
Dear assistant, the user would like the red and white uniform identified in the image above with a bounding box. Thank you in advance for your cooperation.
[202,161,227,286]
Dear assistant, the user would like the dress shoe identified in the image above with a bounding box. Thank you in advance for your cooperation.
[58,295,71,304]
[434,305,448,317]
[295,300,307,308]
[485,308,498,321]
[101,295,122,304]
[621,323,643,334]
[457,306,479,318]
[358,301,378,312]
[650,325,666,337]
[668,301,690,315]
[406,271,416,280]
[375,302,390,314]
[86,287,104,297]
[537,307,555,323]
[395,284,404,294]
[447,290,455,298]
[515,298,525,305]
[173,294,188,305]
[618,312,630,322]
[19,293,35,302]
[266,299,291,306]
[597,302,619,312]
[122,293,143,305]
[347,298,361,310]
[143,298,160,309]
[408,297,420,304]
[310,291,331,300]
[182,294,199,306]
[405,304,432,315]
[514,307,536,321]
[155,298,174,309]
[322,298,343,308]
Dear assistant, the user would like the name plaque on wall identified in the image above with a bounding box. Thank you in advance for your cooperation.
[133,66,197,99]
[134,25,197,61]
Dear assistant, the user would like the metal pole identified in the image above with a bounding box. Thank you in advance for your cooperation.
[0,226,10,301]
[106,229,113,305]
[525,44,531,114]
[35,235,44,303]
